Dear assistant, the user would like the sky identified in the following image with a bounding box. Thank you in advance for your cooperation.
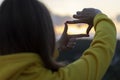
[40,0,120,16]
[0,0,120,39]
[40,0,120,39]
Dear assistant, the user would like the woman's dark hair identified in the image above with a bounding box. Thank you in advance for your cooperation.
[0,0,63,71]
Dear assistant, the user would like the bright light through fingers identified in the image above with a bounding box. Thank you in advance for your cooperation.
[54,24,95,38]
[67,23,89,35]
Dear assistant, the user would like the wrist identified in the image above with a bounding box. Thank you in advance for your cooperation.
[93,13,108,30]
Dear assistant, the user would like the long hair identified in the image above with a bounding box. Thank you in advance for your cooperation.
[0,0,63,71]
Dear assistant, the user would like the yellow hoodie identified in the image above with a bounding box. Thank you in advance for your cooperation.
[0,14,117,80]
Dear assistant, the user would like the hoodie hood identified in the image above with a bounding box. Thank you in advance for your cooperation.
[0,53,44,80]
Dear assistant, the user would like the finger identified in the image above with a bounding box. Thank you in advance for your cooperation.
[66,21,76,24]
[86,25,93,34]
[63,23,68,34]
[76,11,82,15]
[68,34,89,38]
[67,42,76,48]
[66,20,80,24]
[66,45,75,49]
[69,38,77,42]
[73,14,81,19]
[73,14,88,19]
[67,42,76,46]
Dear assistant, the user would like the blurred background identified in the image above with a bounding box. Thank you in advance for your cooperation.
[0,0,120,79]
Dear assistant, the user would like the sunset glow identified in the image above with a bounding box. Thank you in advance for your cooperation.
[54,24,95,36]
[67,24,89,35]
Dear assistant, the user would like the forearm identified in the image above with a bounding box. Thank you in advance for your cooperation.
[90,13,116,60]
[53,13,116,80]
[82,13,117,79]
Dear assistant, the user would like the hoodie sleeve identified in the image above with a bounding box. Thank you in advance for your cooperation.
[52,14,117,80]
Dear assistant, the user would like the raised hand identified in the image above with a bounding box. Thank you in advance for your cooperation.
[67,8,102,34]
[57,23,89,52]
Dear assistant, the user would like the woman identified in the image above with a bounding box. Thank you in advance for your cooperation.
[0,0,116,80]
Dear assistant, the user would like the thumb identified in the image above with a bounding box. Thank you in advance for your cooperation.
[63,23,68,34]
[86,25,93,34]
